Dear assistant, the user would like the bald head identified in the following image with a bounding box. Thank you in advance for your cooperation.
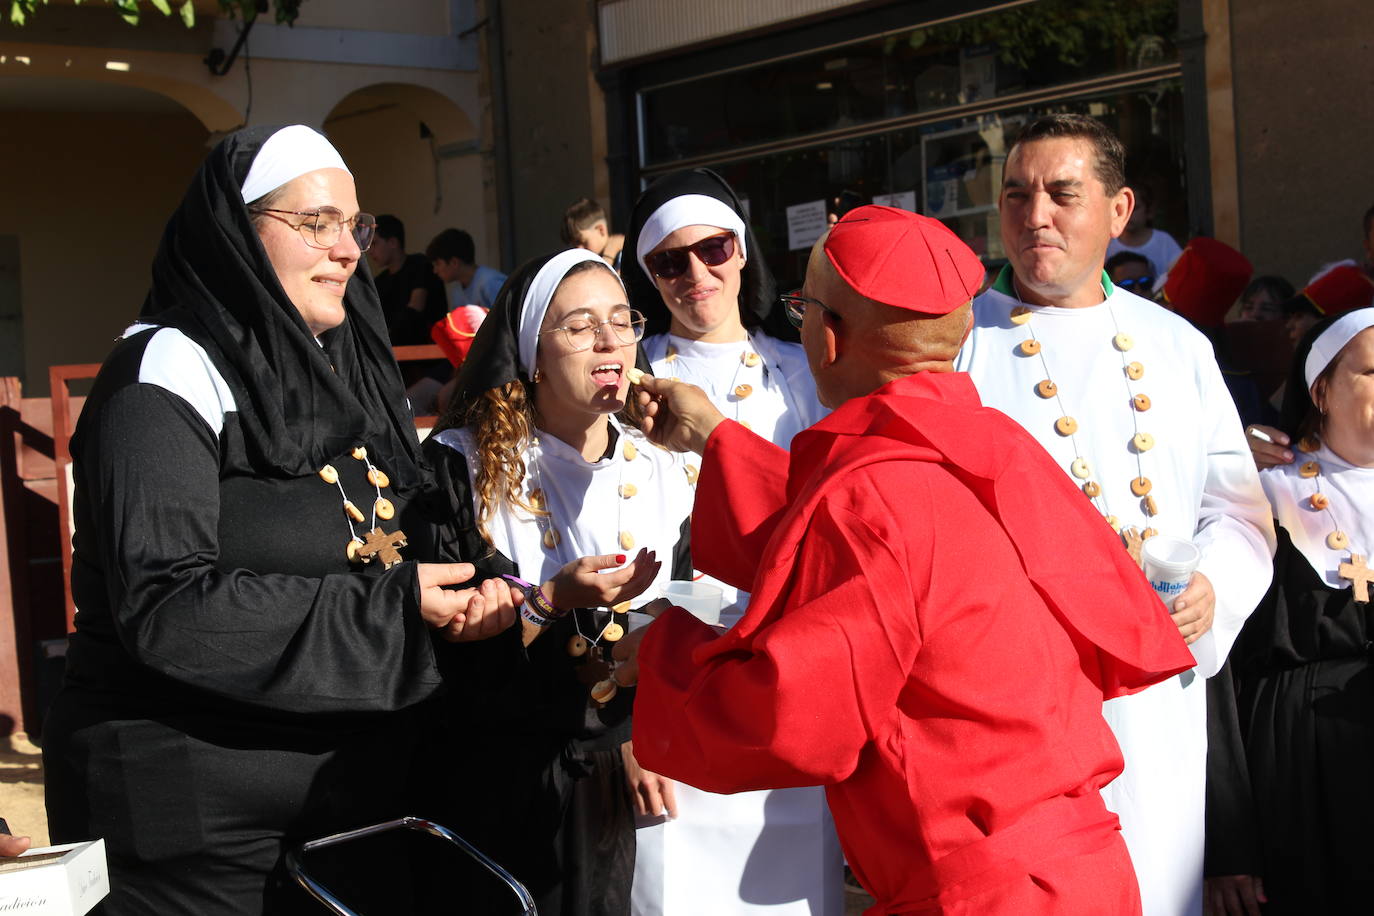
[800,236,972,407]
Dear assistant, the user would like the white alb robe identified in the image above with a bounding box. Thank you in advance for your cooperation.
[635,330,842,916]
[955,270,1275,916]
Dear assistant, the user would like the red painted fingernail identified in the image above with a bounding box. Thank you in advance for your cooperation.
[615,554,627,564]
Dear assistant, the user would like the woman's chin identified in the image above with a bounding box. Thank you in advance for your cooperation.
[593,391,628,413]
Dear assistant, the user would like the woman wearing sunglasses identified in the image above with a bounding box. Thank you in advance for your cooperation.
[420,248,696,914]
[624,169,826,457]
[622,171,842,913]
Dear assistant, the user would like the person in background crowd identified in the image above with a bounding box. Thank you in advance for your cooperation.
[369,214,451,412]
[40,125,517,915]
[1281,262,1374,346]
[368,214,448,347]
[1156,238,1274,427]
[420,248,690,915]
[1231,276,1294,323]
[1106,181,1182,275]
[1206,309,1374,915]
[1105,250,1155,294]
[426,227,507,310]
[955,113,1275,916]
[562,197,625,270]
[618,206,1195,914]
[1247,263,1374,469]
[621,167,840,914]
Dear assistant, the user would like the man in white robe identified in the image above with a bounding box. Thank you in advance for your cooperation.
[954,113,1275,916]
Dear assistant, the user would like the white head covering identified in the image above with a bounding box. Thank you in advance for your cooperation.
[1304,308,1374,389]
[240,125,350,204]
[518,248,617,376]
[635,194,747,280]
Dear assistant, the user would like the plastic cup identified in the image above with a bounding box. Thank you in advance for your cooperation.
[1141,535,1201,609]
[662,580,723,626]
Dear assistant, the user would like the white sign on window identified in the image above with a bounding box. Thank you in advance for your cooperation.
[786,199,828,251]
[871,191,917,212]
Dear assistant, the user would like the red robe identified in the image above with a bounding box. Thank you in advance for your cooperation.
[632,371,1195,915]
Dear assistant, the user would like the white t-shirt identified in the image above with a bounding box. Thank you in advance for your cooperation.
[1107,228,1183,276]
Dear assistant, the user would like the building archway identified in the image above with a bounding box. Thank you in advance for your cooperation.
[324,82,492,272]
[0,74,216,391]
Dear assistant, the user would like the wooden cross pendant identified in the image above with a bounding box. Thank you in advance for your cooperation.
[357,526,408,569]
[1338,554,1374,603]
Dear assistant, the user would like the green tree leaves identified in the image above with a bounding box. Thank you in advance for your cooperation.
[7,1,305,28]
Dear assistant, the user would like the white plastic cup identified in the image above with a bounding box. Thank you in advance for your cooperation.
[662,580,724,626]
[1141,535,1201,609]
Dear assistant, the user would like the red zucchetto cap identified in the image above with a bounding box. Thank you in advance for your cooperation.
[1161,237,1253,328]
[1301,263,1374,316]
[823,205,985,315]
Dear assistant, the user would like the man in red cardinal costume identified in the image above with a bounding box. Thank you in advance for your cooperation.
[617,205,1196,915]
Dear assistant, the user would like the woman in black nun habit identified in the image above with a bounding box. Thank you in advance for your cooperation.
[41,125,518,915]
[1205,309,1374,915]
[418,248,695,915]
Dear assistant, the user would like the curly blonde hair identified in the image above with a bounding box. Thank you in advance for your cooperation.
[462,379,545,544]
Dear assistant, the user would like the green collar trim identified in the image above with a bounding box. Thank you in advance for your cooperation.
[991,264,1113,300]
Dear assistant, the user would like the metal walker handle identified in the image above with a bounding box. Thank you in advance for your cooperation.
[286,816,537,915]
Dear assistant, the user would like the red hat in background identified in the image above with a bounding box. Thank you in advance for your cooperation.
[823,205,985,315]
[1298,263,1374,316]
[1161,237,1253,328]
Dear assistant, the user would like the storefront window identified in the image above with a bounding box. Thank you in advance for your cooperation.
[640,0,1179,167]
[703,80,1187,291]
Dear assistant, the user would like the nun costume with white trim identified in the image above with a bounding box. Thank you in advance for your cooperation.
[419,249,695,915]
[41,125,465,915]
[1207,309,1374,913]
[622,170,843,916]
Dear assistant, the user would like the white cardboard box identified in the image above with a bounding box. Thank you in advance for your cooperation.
[0,839,109,915]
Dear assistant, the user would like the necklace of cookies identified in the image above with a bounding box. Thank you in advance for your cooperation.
[1010,284,1160,552]
[527,422,635,700]
[657,333,770,433]
[319,445,407,568]
[1297,437,1374,602]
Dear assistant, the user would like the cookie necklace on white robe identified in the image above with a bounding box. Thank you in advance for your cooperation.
[1295,439,1374,602]
[319,444,407,568]
[527,422,635,703]
[1010,283,1159,558]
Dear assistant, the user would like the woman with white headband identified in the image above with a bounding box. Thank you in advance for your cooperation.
[624,169,825,457]
[622,171,841,914]
[422,248,694,913]
[40,125,518,914]
[1206,307,1374,915]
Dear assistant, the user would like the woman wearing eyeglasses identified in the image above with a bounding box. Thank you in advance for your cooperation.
[420,248,695,914]
[41,126,518,915]
[623,173,842,913]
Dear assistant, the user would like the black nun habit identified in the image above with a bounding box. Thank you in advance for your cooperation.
[420,250,694,915]
[42,125,448,916]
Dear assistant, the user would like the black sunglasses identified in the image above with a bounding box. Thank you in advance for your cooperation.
[645,232,736,279]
